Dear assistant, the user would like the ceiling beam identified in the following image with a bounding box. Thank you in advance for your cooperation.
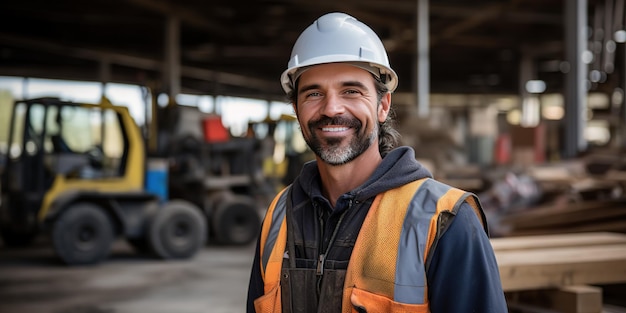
[430,5,560,25]
[0,33,277,92]
[126,0,231,36]
[431,3,505,46]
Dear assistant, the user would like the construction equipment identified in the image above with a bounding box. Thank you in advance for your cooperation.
[247,113,312,188]
[0,97,206,265]
[152,104,264,246]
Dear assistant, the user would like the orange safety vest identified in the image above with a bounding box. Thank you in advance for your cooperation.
[254,178,486,313]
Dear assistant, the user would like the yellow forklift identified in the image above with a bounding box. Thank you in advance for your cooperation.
[0,97,206,265]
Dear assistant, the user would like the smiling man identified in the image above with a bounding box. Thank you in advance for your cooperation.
[247,12,508,313]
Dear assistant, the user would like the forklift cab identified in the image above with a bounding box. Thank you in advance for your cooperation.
[1,98,138,245]
[0,98,206,265]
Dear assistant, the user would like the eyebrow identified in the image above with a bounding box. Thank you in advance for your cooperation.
[298,81,368,95]
[298,83,320,95]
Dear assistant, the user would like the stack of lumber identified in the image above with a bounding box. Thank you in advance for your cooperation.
[500,197,626,236]
[492,232,626,312]
[492,232,626,292]
[497,154,626,236]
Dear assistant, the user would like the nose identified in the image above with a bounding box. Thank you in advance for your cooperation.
[320,92,345,117]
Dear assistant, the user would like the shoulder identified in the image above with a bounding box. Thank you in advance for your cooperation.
[437,203,491,255]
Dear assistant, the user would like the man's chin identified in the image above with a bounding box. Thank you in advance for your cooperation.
[317,147,355,165]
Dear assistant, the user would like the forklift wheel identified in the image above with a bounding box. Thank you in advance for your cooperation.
[212,196,260,245]
[52,203,114,265]
[149,200,206,260]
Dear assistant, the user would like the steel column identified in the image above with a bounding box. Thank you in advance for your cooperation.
[99,58,110,98]
[621,42,626,149]
[564,0,588,158]
[164,16,181,101]
[416,0,430,117]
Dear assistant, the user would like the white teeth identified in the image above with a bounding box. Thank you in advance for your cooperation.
[322,127,349,132]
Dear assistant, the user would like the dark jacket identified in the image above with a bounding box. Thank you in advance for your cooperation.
[247,146,507,312]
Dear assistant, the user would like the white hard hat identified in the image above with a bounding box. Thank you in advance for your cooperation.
[280,12,398,94]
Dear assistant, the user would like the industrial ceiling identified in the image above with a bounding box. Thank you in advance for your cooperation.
[0,0,623,103]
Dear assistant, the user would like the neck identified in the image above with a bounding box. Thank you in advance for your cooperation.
[317,146,382,207]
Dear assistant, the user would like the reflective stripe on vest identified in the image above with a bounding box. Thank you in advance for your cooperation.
[257,178,486,311]
[259,187,290,291]
[394,178,484,302]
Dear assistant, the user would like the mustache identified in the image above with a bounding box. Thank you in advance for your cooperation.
[308,116,361,129]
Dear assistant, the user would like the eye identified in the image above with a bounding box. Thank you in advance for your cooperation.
[305,91,322,98]
[343,89,362,96]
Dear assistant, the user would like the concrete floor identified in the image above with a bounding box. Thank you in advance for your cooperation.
[0,238,256,313]
[6,237,626,313]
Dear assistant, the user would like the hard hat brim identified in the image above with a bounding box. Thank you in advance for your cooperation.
[280,59,398,94]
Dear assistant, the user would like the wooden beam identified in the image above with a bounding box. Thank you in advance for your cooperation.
[501,198,626,231]
[509,220,626,236]
[493,233,626,292]
[506,285,604,313]
[552,285,603,313]
[491,232,626,251]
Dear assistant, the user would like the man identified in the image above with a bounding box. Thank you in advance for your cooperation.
[247,12,508,313]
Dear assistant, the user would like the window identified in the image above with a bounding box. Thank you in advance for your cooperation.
[51,105,126,178]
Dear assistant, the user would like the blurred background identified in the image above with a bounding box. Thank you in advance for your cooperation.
[1,0,626,312]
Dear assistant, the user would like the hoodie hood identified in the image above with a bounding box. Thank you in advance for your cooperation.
[294,146,433,203]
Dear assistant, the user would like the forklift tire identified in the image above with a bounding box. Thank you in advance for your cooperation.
[212,195,260,245]
[51,203,114,265]
[149,200,206,260]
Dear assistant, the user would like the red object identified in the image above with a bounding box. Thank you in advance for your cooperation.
[203,116,229,143]
[494,133,511,165]
[510,123,546,164]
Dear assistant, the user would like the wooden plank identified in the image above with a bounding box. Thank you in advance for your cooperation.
[501,198,626,230]
[603,304,626,313]
[491,232,626,251]
[506,285,603,313]
[508,220,626,236]
[552,285,602,313]
[496,244,626,291]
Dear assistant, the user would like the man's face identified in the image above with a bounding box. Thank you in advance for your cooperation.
[294,63,390,165]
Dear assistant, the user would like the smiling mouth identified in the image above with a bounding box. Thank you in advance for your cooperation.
[321,126,350,132]
[310,116,360,135]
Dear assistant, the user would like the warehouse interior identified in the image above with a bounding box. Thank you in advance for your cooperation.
[1,0,626,312]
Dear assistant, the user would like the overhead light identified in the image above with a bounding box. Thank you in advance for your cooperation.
[615,30,626,43]
[525,80,546,94]
[507,109,521,125]
[582,50,594,64]
[612,88,624,107]
[157,93,170,107]
[588,92,610,109]
[606,40,617,53]
[494,97,518,112]
[521,96,540,127]
[589,70,607,83]
[542,105,564,120]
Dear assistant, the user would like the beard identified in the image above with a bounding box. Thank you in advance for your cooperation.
[304,115,377,166]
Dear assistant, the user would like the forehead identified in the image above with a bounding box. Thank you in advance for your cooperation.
[298,63,375,88]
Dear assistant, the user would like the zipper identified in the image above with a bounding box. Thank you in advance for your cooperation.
[316,198,352,295]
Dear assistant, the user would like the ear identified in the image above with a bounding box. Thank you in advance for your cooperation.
[378,92,391,123]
